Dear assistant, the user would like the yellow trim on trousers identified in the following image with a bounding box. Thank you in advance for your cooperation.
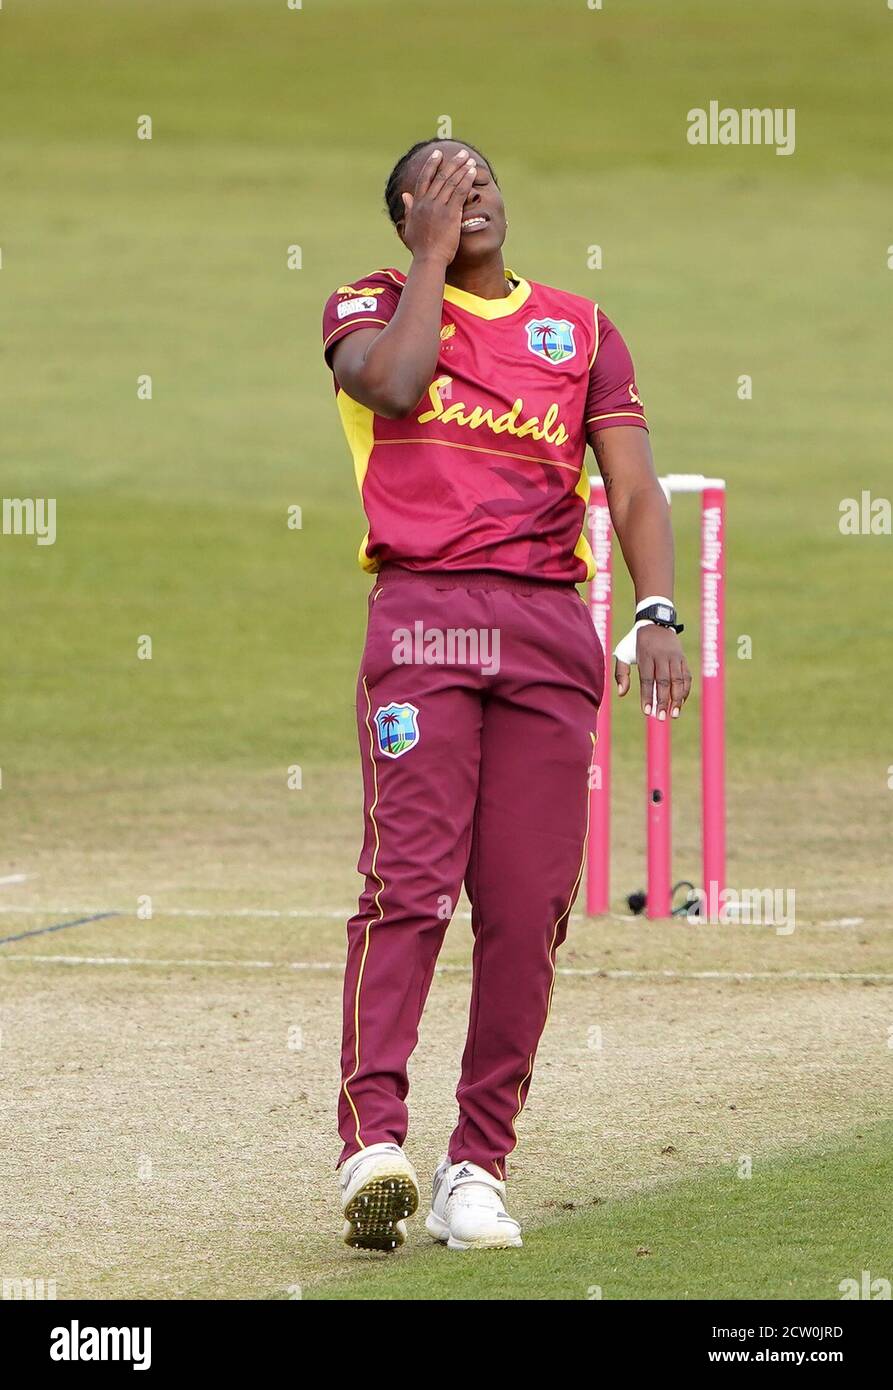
[341,676,387,1149]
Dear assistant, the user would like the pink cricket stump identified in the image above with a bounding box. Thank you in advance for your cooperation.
[645,480,673,918]
[700,485,726,921]
[586,484,613,916]
[585,474,726,919]
[646,707,671,918]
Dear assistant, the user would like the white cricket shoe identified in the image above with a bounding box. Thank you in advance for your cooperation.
[340,1142,419,1251]
[425,1156,523,1251]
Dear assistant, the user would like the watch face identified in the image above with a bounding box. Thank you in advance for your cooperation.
[656,605,673,622]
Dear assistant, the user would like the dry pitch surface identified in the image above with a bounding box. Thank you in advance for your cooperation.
[1,769,890,1300]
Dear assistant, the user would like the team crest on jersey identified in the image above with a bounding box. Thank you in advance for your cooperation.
[374,702,420,759]
[525,318,577,365]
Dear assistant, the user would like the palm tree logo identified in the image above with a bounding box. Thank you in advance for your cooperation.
[527,318,575,364]
[380,711,400,752]
[375,703,420,759]
[536,323,560,360]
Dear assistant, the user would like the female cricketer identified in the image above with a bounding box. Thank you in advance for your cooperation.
[321,140,691,1252]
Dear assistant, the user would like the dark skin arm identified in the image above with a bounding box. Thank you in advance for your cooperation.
[589,426,692,719]
[331,147,478,417]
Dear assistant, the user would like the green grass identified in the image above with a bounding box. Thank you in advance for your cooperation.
[310,1122,893,1300]
[0,0,891,1301]
[1,3,890,777]
[2,0,891,905]
[2,0,892,772]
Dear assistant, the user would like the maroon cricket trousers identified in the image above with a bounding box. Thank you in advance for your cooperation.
[338,567,604,1179]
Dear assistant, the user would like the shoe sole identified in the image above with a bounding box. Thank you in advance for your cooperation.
[343,1171,419,1252]
[425,1209,523,1251]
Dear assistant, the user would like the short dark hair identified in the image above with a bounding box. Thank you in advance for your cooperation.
[384,138,497,224]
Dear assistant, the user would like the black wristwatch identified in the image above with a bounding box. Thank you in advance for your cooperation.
[637,602,684,634]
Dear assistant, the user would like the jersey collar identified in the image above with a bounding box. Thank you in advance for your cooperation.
[442,270,531,320]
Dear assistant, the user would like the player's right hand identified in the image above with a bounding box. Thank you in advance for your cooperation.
[400,148,477,265]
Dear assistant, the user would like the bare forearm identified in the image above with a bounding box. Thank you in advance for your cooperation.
[591,426,674,601]
[610,484,675,602]
[359,256,447,414]
[589,428,690,719]
[333,146,477,417]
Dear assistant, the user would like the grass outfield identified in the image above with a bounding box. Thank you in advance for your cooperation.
[310,1122,893,1301]
[0,0,891,1300]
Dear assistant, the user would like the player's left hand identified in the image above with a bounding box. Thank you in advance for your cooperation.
[615,625,692,719]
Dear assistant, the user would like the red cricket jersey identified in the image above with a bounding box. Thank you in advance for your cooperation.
[321,268,647,582]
